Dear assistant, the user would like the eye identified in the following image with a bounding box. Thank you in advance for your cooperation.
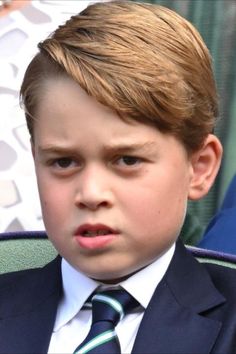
[116,156,142,166]
[52,157,77,169]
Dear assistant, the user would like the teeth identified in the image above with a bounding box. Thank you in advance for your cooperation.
[99,230,111,236]
[83,230,110,237]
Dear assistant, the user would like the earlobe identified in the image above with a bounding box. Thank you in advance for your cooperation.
[188,134,223,200]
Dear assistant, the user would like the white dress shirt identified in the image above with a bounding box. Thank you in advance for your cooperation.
[48,244,175,353]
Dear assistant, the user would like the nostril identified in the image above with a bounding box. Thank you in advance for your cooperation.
[76,199,110,210]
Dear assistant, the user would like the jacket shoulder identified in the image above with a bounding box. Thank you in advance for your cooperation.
[202,261,236,298]
[0,257,62,317]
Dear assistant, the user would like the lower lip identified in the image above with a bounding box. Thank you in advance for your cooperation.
[75,234,117,250]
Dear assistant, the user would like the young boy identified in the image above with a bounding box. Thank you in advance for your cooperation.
[1,1,236,353]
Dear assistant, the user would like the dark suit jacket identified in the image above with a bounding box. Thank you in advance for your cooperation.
[1,240,236,354]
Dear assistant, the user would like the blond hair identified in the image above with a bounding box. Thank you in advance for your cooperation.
[20,0,218,153]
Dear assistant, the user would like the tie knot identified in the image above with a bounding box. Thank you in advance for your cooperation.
[91,289,138,327]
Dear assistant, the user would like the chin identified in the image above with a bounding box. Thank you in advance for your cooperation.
[90,267,144,284]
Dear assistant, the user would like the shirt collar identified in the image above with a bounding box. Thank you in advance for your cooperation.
[54,243,175,331]
[121,243,175,308]
[53,261,99,331]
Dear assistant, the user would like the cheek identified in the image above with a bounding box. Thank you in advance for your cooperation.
[122,178,188,233]
[36,176,71,222]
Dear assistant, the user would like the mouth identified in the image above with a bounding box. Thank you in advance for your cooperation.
[76,224,117,237]
[74,224,118,250]
[82,229,112,237]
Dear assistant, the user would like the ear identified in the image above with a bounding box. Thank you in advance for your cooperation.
[188,134,223,200]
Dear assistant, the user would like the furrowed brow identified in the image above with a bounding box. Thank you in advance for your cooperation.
[37,144,77,156]
[102,142,156,154]
[37,141,157,157]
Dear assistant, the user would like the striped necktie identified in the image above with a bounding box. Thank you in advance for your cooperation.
[73,289,138,354]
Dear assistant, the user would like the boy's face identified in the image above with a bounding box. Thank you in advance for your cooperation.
[32,77,194,283]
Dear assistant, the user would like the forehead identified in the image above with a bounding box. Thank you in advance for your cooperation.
[33,76,187,158]
[37,76,122,124]
[35,77,150,138]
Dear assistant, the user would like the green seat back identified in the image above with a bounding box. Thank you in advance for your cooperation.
[0,231,57,274]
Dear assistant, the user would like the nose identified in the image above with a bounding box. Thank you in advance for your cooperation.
[75,166,113,210]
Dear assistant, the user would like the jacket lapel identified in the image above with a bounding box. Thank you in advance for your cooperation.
[132,240,225,354]
[0,256,62,354]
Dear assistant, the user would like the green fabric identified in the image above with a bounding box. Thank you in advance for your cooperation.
[180,212,204,246]
[0,239,57,274]
[196,257,236,270]
[132,0,236,245]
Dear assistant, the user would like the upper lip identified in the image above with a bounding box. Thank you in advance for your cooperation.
[75,223,118,236]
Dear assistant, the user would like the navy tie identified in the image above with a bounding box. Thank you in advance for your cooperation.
[73,289,138,354]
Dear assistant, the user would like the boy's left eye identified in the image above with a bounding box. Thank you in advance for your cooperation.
[116,156,142,166]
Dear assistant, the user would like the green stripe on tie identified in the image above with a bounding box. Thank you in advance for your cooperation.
[75,330,116,354]
[93,294,124,319]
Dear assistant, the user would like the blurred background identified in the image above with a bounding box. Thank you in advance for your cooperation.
[0,0,236,245]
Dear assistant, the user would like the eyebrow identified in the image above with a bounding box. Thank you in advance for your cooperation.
[37,141,157,155]
[103,142,156,154]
